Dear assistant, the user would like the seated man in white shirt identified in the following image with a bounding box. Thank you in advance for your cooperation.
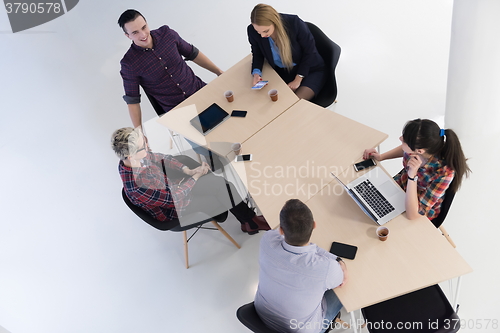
[254,199,347,333]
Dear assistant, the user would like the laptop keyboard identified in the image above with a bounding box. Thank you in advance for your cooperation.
[354,180,395,218]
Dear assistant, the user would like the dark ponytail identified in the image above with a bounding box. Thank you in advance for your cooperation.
[441,129,471,192]
[402,119,470,192]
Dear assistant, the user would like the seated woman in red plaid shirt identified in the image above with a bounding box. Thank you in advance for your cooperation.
[111,127,270,234]
[363,119,470,223]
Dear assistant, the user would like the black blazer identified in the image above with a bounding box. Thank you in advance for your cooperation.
[247,13,324,77]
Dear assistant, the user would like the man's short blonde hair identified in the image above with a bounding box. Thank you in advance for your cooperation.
[110,127,141,160]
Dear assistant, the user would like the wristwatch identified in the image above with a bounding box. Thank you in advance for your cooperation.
[408,175,418,182]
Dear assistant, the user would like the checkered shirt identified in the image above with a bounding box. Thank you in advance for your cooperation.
[120,25,205,113]
[119,152,195,221]
[394,152,455,220]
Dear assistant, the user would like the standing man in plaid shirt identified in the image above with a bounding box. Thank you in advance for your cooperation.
[118,9,223,128]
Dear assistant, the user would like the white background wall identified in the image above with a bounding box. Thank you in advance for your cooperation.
[443,0,500,328]
[0,0,498,332]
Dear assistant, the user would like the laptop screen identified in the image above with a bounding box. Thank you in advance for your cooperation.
[190,103,229,135]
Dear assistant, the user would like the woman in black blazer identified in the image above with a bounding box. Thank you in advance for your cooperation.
[248,4,325,100]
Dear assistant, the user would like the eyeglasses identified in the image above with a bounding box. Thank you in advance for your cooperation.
[136,138,147,153]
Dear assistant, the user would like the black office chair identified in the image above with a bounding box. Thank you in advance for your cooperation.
[361,284,460,333]
[431,182,456,228]
[236,302,280,333]
[434,183,457,248]
[306,22,341,108]
[122,189,240,268]
[404,176,455,247]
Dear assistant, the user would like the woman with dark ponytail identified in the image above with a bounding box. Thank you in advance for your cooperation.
[363,119,471,222]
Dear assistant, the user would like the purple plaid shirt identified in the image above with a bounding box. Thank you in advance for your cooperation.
[394,152,455,220]
[120,25,205,113]
[119,152,196,222]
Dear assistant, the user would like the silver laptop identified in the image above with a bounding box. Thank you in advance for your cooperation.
[331,167,406,225]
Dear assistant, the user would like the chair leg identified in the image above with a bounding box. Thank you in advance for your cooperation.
[448,279,454,304]
[211,221,241,249]
[439,225,456,248]
[183,230,189,269]
[350,311,359,333]
[167,129,181,153]
[453,276,462,312]
[169,136,173,150]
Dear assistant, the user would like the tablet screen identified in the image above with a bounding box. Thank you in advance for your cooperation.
[190,103,229,135]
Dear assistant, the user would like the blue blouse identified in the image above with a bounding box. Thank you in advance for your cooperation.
[252,37,296,76]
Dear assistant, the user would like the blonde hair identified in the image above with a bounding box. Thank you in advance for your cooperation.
[111,127,142,160]
[251,4,293,70]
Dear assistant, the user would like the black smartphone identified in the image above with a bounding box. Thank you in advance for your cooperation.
[354,159,376,172]
[329,242,358,260]
[231,110,248,117]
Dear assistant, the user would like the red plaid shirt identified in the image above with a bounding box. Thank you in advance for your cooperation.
[394,152,455,220]
[119,152,195,221]
[120,25,205,113]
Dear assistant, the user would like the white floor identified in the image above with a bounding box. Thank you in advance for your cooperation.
[1,1,499,332]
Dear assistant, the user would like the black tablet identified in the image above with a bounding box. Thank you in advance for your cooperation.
[329,242,358,260]
[190,103,230,135]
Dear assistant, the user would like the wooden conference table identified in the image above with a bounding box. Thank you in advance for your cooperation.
[158,54,299,157]
[225,100,472,316]
[156,55,472,329]
[226,99,387,227]
[307,171,472,314]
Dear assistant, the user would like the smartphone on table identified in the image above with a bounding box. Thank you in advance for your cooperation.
[329,242,358,260]
[235,154,252,162]
[251,81,269,90]
[231,110,247,117]
[354,159,377,172]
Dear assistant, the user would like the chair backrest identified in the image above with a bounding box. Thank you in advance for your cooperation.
[362,284,460,333]
[236,302,280,333]
[305,22,341,108]
[122,188,218,232]
[431,181,456,228]
[122,188,180,231]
